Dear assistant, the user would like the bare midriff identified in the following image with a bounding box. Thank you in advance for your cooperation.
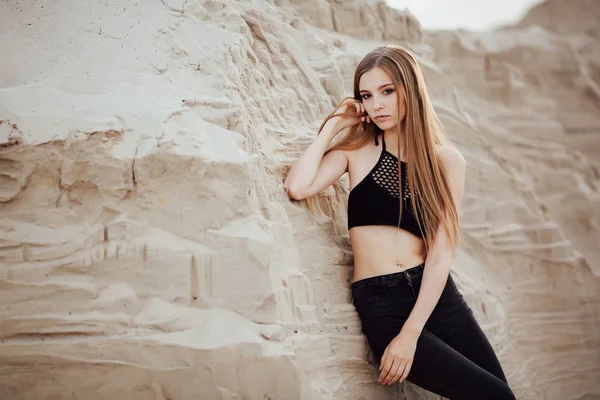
[349,225,426,283]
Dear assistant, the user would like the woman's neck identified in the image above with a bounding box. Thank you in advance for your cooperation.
[383,128,406,159]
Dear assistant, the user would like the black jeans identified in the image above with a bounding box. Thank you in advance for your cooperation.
[351,263,516,400]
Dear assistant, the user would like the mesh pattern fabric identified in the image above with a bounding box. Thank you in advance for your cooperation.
[372,152,410,201]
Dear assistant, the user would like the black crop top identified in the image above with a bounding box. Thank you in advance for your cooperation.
[347,134,426,240]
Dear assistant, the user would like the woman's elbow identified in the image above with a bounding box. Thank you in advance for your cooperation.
[286,185,307,200]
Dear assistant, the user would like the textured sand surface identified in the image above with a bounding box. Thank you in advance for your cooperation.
[1,0,599,399]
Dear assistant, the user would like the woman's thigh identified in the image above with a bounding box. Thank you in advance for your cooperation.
[351,272,417,361]
[422,274,509,384]
[430,308,509,384]
[407,329,516,400]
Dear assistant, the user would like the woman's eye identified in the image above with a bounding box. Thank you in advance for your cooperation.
[361,89,393,100]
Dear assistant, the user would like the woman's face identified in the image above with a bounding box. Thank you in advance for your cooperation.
[358,67,405,131]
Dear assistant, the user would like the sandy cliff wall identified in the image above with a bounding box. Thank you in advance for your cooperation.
[0,0,599,399]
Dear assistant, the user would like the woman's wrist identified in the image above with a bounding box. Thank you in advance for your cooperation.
[320,118,343,139]
[400,323,423,339]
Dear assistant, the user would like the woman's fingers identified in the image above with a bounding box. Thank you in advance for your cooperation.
[378,354,392,382]
[380,361,394,385]
[382,361,402,385]
[361,104,370,123]
[389,362,406,385]
[378,359,393,383]
[345,100,369,124]
[356,102,365,122]
[385,360,412,385]
[379,357,412,385]
[399,361,412,383]
[379,347,388,371]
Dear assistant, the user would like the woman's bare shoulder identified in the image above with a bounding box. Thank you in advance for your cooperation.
[342,139,380,169]
[434,145,466,178]
[435,145,465,165]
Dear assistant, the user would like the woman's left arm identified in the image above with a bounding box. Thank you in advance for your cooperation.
[402,146,466,335]
[378,147,466,385]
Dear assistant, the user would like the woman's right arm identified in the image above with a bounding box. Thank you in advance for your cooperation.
[284,118,348,201]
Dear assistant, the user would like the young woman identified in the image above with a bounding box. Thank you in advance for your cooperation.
[284,45,516,399]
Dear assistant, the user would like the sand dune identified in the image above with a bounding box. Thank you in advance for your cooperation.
[0,0,598,399]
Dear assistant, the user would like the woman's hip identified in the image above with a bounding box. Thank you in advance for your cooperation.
[350,264,423,344]
[351,266,473,342]
[351,264,423,314]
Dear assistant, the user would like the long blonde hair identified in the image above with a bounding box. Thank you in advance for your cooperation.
[307,45,459,253]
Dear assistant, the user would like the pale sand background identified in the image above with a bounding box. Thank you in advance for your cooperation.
[1,0,599,399]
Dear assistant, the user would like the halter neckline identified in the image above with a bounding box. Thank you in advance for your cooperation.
[380,134,405,164]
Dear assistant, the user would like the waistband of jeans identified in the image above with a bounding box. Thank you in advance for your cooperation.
[351,263,425,291]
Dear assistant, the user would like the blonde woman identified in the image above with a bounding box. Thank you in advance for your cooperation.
[284,46,515,399]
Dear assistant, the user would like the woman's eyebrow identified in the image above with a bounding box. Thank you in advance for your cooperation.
[359,83,394,93]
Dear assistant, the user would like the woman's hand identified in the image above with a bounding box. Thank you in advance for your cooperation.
[378,329,419,385]
[330,97,371,130]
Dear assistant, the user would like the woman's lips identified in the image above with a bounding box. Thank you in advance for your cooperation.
[374,115,390,120]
